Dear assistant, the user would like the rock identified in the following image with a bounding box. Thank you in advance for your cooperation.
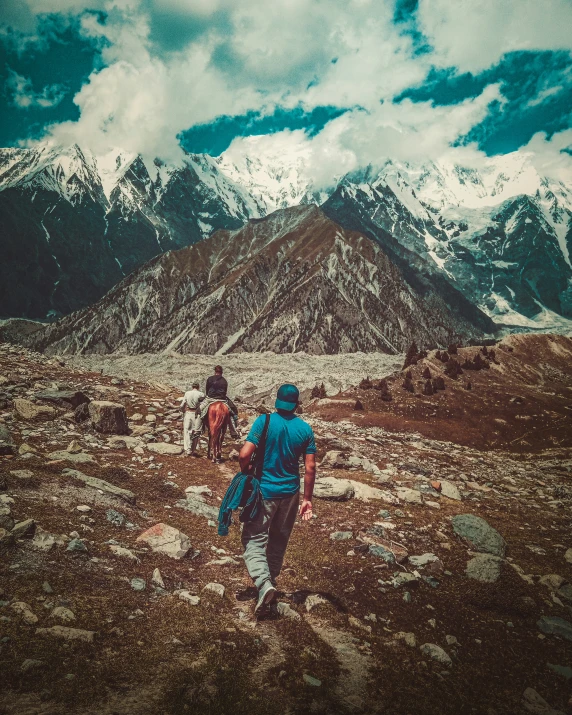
[305,594,332,612]
[109,545,140,562]
[48,450,96,464]
[303,674,322,687]
[203,583,225,598]
[131,578,146,591]
[564,548,572,564]
[420,643,452,666]
[89,401,128,435]
[539,574,565,591]
[451,514,506,557]
[177,590,200,605]
[348,615,372,633]
[393,632,416,647]
[108,435,142,450]
[18,443,36,455]
[174,496,218,520]
[465,553,502,583]
[74,402,90,423]
[67,537,88,553]
[14,398,57,421]
[36,626,95,643]
[330,531,353,541]
[76,505,91,513]
[368,544,397,564]
[136,523,192,559]
[106,509,126,527]
[34,390,89,409]
[320,451,382,476]
[185,485,213,498]
[62,468,135,504]
[522,687,565,715]
[21,659,45,673]
[66,440,83,454]
[276,602,301,620]
[0,528,14,547]
[147,442,183,456]
[348,481,392,501]
[51,607,75,623]
[152,568,165,588]
[10,469,34,480]
[0,424,16,455]
[445,635,458,646]
[31,529,59,551]
[440,481,462,501]
[130,413,143,421]
[396,487,423,505]
[312,477,355,501]
[392,573,419,588]
[11,518,36,539]
[145,414,157,423]
[547,663,572,680]
[537,616,572,642]
[409,553,444,577]
[11,602,38,625]
[42,581,53,593]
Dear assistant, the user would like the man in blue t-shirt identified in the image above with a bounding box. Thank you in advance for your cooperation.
[239,383,316,615]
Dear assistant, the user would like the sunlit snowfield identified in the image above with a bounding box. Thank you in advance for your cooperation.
[67,351,404,402]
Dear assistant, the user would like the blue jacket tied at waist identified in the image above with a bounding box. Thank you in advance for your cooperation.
[217,471,262,536]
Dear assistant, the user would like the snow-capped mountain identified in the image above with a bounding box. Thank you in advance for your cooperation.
[23,205,494,356]
[1,139,571,338]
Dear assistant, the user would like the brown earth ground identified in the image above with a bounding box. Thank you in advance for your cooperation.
[0,334,571,715]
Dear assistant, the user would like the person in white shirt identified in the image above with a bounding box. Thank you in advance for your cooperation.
[180,381,205,456]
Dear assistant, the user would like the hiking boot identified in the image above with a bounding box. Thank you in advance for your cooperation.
[254,581,276,616]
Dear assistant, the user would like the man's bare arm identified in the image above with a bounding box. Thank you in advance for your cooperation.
[299,453,316,521]
[239,441,256,473]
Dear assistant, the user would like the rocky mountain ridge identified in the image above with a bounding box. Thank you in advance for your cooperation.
[19,205,495,356]
[1,140,571,336]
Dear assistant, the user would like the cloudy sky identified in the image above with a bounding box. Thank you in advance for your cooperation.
[1,0,571,181]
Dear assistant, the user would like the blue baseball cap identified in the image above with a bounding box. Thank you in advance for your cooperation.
[275,383,299,411]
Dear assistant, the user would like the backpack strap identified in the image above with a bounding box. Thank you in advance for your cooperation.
[253,413,271,479]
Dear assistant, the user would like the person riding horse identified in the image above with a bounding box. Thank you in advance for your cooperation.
[197,365,240,439]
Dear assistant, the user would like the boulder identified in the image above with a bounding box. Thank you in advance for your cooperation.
[420,643,452,666]
[452,514,506,557]
[312,477,355,501]
[396,487,423,505]
[34,389,89,409]
[13,398,56,421]
[88,401,128,435]
[537,616,572,642]
[0,424,15,456]
[465,553,502,583]
[136,523,192,559]
[62,468,135,504]
[147,442,183,456]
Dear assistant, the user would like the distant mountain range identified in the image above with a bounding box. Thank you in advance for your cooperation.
[1,140,571,353]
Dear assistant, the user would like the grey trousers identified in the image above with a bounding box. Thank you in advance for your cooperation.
[241,492,299,590]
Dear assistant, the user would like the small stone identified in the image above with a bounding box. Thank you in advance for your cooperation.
[203,583,225,598]
[564,548,572,564]
[305,594,331,612]
[147,442,183,456]
[303,674,322,687]
[42,581,53,594]
[130,578,146,592]
[330,531,353,541]
[276,602,301,620]
[409,553,443,577]
[9,469,34,480]
[393,631,416,647]
[547,663,572,680]
[35,626,95,643]
[440,481,462,501]
[396,488,423,505]
[420,643,452,666]
[392,573,418,588]
[18,444,36,455]
[67,538,87,553]
[11,519,36,539]
[152,568,165,589]
[106,509,126,527]
[21,659,45,673]
[177,590,200,605]
[537,616,572,642]
[66,440,83,454]
[445,635,459,646]
[11,602,38,625]
[109,545,139,562]
[465,553,502,583]
[403,592,412,603]
[76,505,91,513]
[51,607,75,623]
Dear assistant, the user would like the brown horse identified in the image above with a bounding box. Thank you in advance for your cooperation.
[206,401,230,463]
